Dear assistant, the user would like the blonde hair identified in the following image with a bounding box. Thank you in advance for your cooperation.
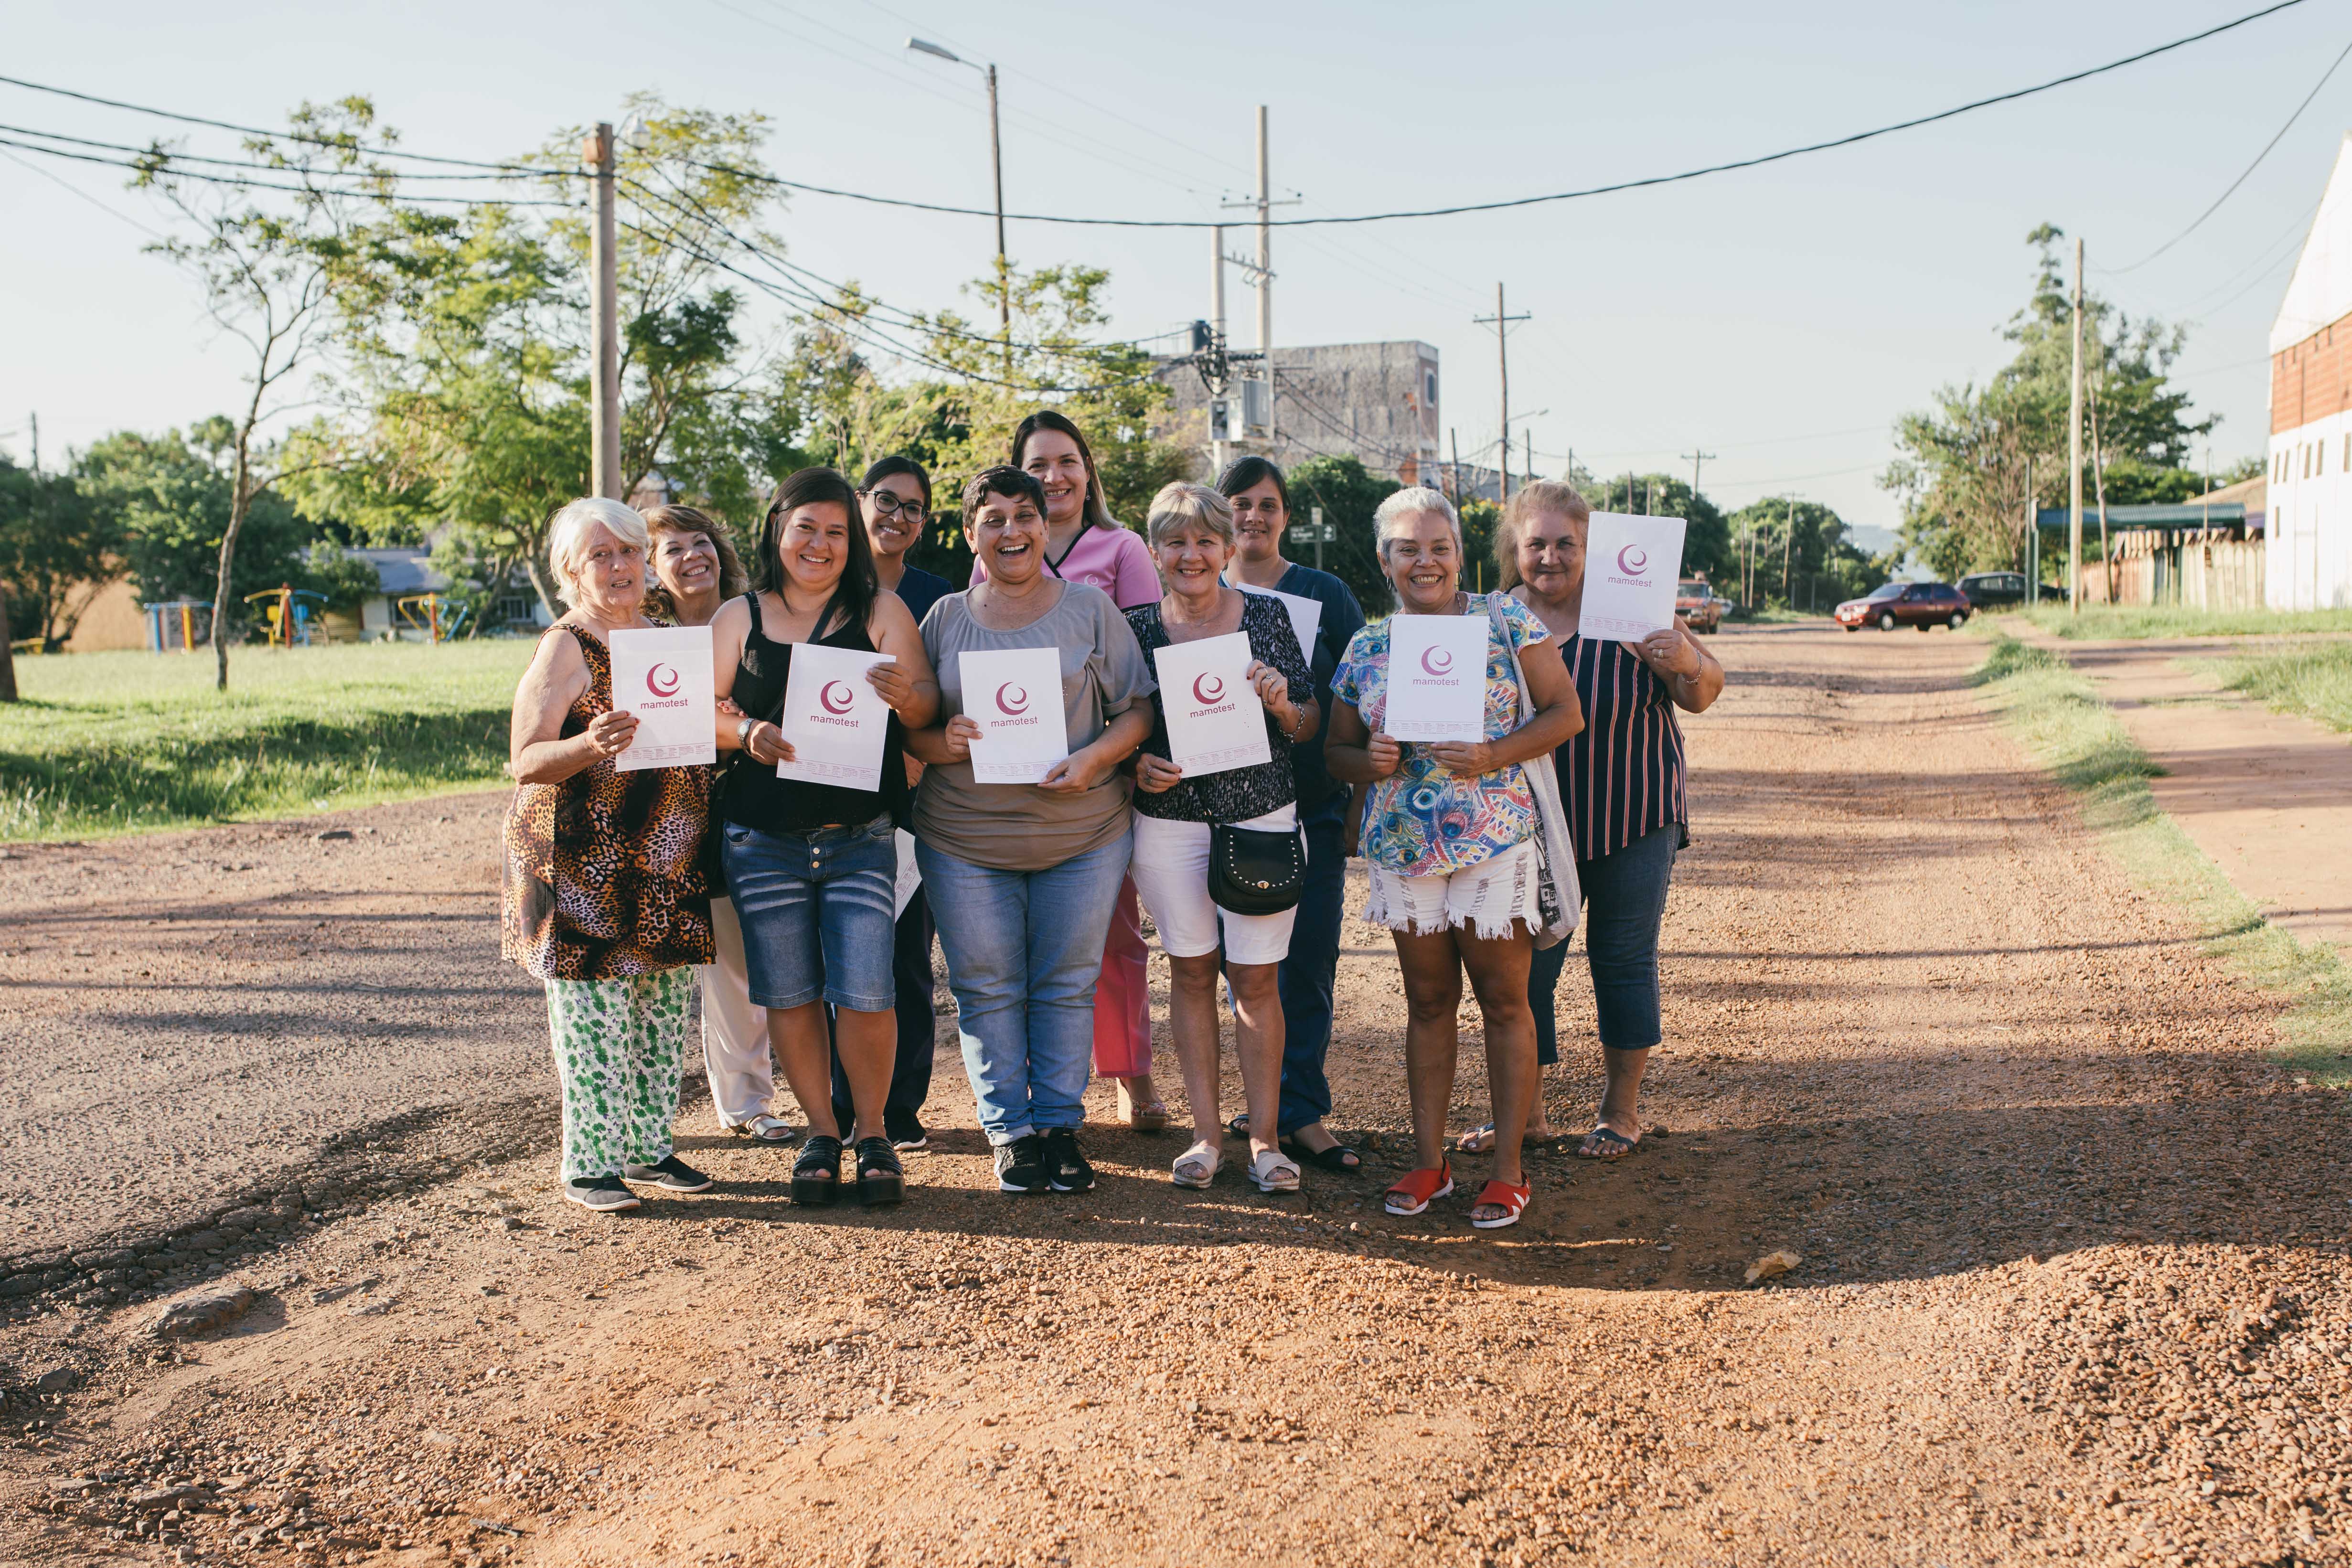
[547,497,650,597]
[641,503,750,619]
[1144,481,1235,548]
[1373,485,1460,559]
[1493,480,1591,590]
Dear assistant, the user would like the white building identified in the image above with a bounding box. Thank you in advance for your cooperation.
[2268,132,2352,610]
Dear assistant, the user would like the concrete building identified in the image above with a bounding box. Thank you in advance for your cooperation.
[1154,340,1443,486]
[2268,131,2352,610]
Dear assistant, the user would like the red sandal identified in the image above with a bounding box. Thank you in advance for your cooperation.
[1383,1162,1454,1216]
[1468,1178,1531,1230]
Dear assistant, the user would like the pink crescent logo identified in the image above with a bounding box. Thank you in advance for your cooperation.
[646,663,680,697]
[819,681,855,715]
[1419,646,1453,677]
[995,683,1030,717]
[1617,545,1649,575]
[1192,673,1226,705]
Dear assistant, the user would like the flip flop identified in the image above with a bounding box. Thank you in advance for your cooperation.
[1576,1126,1640,1160]
[1279,1136,1362,1172]
[1455,1122,1498,1154]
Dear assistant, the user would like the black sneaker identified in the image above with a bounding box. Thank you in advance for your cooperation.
[1042,1128,1095,1193]
[563,1175,641,1213]
[886,1109,929,1152]
[994,1135,1049,1195]
[620,1155,714,1193]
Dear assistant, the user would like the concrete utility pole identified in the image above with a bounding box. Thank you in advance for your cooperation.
[1524,429,1533,487]
[1474,283,1531,502]
[1209,224,1228,478]
[1450,427,1462,504]
[908,40,1010,375]
[1682,449,1715,506]
[587,122,621,502]
[1254,106,1272,356]
[2068,236,2084,615]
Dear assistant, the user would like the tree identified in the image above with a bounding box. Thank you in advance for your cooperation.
[1287,454,1401,614]
[0,457,122,652]
[1723,496,1873,609]
[1582,471,1734,588]
[76,424,330,615]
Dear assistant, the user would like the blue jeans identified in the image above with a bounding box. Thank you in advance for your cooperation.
[1272,794,1349,1136]
[1529,822,1678,1062]
[720,815,899,1013]
[919,830,1133,1145]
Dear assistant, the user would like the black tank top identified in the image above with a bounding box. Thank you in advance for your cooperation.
[722,591,909,833]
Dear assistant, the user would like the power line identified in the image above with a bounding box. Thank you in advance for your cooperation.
[0,121,542,181]
[2103,31,2352,274]
[0,134,581,207]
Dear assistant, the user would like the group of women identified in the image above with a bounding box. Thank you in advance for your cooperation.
[500,410,1722,1229]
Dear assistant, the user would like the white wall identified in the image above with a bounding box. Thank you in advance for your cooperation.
[2267,412,2352,611]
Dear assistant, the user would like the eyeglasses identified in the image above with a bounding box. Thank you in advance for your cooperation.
[859,489,928,523]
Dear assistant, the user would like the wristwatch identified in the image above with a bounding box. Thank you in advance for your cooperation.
[737,716,758,748]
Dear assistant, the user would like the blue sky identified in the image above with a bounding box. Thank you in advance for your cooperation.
[1,0,2340,536]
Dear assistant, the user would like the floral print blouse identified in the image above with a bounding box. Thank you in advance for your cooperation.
[1331,594,1550,877]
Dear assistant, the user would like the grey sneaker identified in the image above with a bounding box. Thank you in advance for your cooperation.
[621,1155,714,1193]
[563,1176,641,1213]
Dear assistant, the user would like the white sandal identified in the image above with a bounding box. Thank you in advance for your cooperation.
[727,1114,796,1144]
[1171,1141,1222,1189]
[1249,1148,1302,1195]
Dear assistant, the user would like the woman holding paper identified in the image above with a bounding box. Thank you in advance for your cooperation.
[642,504,796,1147]
[710,467,940,1208]
[1325,487,1582,1230]
[907,465,1155,1198]
[503,497,717,1213]
[1493,481,1721,1161]
[1004,410,1166,1132]
[1123,481,1318,1194]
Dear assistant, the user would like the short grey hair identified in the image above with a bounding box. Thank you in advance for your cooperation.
[547,497,651,592]
[1374,485,1461,558]
[1144,481,1235,549]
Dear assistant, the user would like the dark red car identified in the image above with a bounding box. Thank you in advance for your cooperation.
[1834,581,1970,632]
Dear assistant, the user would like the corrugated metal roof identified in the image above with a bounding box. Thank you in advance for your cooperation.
[351,548,450,596]
[2035,502,2247,527]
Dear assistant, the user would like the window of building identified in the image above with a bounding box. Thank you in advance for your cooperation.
[1423,368,1439,410]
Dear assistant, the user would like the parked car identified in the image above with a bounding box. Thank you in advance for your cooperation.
[1834,581,1971,632]
[1957,571,2031,609]
[1675,578,1725,633]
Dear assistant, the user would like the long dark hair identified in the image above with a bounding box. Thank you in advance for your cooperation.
[1010,409,1118,532]
[858,453,933,509]
[756,467,877,637]
[1216,455,1291,514]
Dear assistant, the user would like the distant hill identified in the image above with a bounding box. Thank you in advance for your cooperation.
[1844,524,1898,557]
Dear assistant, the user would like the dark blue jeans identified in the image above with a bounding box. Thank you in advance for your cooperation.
[1529,822,1679,1063]
[1272,794,1350,1136]
[829,885,938,1126]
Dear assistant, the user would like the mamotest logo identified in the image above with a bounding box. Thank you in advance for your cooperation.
[1617,545,1648,576]
[1188,671,1236,715]
[992,682,1041,728]
[639,661,690,709]
[820,681,856,715]
[1414,643,1462,688]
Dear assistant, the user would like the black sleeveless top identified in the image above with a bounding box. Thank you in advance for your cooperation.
[721,591,909,833]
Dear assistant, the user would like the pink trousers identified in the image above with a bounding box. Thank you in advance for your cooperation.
[1091,875,1153,1078]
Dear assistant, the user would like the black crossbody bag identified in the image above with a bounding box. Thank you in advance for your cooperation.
[1207,821,1307,915]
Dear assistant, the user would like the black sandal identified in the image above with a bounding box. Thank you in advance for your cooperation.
[792,1134,844,1206]
[855,1136,905,1206]
[1279,1136,1362,1172]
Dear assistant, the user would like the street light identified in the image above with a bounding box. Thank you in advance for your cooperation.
[906,36,1009,373]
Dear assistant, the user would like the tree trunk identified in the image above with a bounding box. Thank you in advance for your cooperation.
[524,553,566,620]
[211,431,255,692]
[0,582,18,703]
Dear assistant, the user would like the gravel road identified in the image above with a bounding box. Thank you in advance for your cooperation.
[3,621,2345,1568]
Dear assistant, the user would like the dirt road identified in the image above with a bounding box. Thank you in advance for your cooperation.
[4,622,2346,1568]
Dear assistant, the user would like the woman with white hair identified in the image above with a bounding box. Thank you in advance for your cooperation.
[1326,487,1582,1229]
[1124,481,1318,1193]
[503,497,719,1213]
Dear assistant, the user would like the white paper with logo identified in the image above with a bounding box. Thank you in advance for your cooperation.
[1579,512,1688,641]
[1383,615,1488,742]
[961,646,1069,784]
[775,644,894,792]
[609,625,716,770]
[892,830,921,918]
[1152,631,1269,779]
[1232,580,1322,665]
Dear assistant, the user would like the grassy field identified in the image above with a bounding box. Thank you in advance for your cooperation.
[1972,632,2352,1084]
[2207,642,2352,735]
[0,641,535,841]
[2014,602,2352,640]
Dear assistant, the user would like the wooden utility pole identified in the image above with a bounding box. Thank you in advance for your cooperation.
[2068,236,2084,615]
[986,63,1008,376]
[1474,283,1530,502]
[1782,493,1797,600]
[588,122,621,501]
[1682,449,1715,509]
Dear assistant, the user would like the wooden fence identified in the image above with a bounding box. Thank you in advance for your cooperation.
[2082,533,2265,611]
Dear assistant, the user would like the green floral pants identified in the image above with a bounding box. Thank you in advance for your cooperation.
[543,968,694,1182]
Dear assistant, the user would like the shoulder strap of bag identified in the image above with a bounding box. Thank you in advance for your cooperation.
[1486,593,1581,947]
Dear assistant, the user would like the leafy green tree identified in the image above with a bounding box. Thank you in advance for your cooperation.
[1724,496,1873,609]
[1287,454,1401,614]
[76,424,328,619]
[0,458,122,651]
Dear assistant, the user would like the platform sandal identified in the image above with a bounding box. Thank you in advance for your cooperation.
[791,1134,843,1207]
[1384,1162,1453,1217]
[855,1135,905,1206]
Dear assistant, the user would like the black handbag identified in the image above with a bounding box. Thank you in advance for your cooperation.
[1208,823,1307,916]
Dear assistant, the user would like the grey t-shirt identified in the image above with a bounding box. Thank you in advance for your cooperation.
[914,581,1156,872]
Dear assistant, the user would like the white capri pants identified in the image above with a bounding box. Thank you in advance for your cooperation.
[1129,805,1300,965]
[701,895,775,1126]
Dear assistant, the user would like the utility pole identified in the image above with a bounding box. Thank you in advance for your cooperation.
[1254,107,1272,357]
[908,40,1011,377]
[587,121,621,502]
[1474,283,1530,502]
[1209,224,1228,479]
[1449,427,1462,505]
[0,412,26,700]
[1682,449,1715,507]
[1524,429,1533,487]
[2068,236,2084,615]
[1782,493,1797,600]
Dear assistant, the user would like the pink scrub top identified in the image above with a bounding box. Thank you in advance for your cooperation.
[975,518,1161,610]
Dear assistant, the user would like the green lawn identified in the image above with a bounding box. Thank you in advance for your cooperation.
[2013,602,2352,640]
[2208,642,2352,736]
[0,640,535,842]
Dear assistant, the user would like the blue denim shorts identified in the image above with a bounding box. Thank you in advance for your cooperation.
[718,813,899,1013]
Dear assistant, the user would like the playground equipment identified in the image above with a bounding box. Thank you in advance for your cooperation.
[395,592,470,643]
[243,584,330,647]
[142,598,214,653]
